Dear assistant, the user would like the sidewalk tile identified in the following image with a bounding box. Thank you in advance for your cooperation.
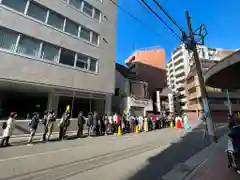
[190,148,239,180]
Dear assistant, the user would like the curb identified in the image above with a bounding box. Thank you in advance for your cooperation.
[161,132,228,180]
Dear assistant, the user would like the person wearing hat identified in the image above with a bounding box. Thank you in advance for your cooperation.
[27,112,40,145]
[1,112,17,147]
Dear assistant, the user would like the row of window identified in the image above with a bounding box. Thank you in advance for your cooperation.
[173,52,183,60]
[0,26,98,72]
[174,58,184,67]
[175,65,184,72]
[1,0,100,46]
[62,0,102,23]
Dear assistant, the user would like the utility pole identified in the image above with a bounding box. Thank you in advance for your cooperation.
[184,11,217,143]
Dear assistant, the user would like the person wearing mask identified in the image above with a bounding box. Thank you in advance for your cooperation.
[47,110,56,141]
[77,111,85,137]
[27,112,40,145]
[87,112,94,137]
[58,110,70,140]
[1,112,17,147]
[41,110,49,141]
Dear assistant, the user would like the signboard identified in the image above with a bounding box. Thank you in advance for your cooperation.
[130,97,149,107]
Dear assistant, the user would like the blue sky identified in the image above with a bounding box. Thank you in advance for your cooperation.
[116,0,240,64]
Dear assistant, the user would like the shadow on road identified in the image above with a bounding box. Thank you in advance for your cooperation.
[128,123,228,180]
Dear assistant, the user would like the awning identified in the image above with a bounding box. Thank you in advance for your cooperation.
[205,50,240,89]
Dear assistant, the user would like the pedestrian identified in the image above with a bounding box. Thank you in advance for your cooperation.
[143,116,148,132]
[182,113,191,130]
[130,115,135,133]
[93,111,99,136]
[77,111,85,137]
[27,112,40,145]
[46,110,56,141]
[41,110,49,141]
[114,113,121,134]
[58,110,70,140]
[108,113,113,134]
[200,112,208,140]
[1,112,17,147]
[103,114,109,135]
[138,116,143,132]
[87,112,94,137]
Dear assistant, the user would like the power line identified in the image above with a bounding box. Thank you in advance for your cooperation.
[134,0,182,43]
[140,0,183,42]
[151,0,185,33]
[108,0,165,38]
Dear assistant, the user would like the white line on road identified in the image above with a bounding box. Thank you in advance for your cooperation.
[0,135,135,163]
[0,146,77,163]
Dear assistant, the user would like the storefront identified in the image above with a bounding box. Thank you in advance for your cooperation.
[127,96,153,116]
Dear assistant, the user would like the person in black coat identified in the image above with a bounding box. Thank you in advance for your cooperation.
[87,112,93,137]
[28,112,40,144]
[77,111,85,137]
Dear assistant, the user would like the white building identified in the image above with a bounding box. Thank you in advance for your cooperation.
[167,44,231,110]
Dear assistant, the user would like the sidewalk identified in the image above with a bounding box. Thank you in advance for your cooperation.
[186,143,239,180]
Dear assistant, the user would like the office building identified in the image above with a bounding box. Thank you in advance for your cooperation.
[185,51,238,122]
[0,0,117,118]
[167,44,232,111]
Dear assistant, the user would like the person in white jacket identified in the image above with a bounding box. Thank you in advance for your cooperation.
[1,112,17,147]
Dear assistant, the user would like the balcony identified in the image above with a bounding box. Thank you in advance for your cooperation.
[187,103,203,111]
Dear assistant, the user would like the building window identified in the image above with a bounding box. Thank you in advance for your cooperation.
[94,9,101,22]
[59,48,75,67]
[17,35,41,57]
[92,32,99,45]
[0,27,18,51]
[27,2,48,22]
[2,0,27,13]
[41,43,59,62]
[89,58,97,72]
[76,54,88,69]
[65,19,79,37]
[115,88,120,96]
[47,11,65,30]
[83,1,93,17]
[69,0,83,9]
[80,27,91,41]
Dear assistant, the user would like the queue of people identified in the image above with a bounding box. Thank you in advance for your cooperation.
[0,110,182,147]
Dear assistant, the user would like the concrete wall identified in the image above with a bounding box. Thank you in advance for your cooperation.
[0,0,117,94]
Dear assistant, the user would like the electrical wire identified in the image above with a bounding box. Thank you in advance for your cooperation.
[140,0,183,42]
[151,0,185,33]
[134,0,183,43]
[108,0,165,38]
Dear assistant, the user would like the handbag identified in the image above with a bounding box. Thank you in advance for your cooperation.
[2,122,7,129]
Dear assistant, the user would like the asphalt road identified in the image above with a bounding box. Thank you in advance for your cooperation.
[0,124,228,180]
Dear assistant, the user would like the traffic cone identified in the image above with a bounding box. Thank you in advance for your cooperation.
[117,126,122,136]
[136,125,139,134]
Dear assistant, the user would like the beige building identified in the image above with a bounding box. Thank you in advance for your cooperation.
[186,51,240,122]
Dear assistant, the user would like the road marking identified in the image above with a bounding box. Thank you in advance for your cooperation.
[0,146,78,163]
[0,135,136,163]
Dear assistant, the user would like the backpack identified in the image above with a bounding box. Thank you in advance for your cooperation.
[2,122,7,129]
